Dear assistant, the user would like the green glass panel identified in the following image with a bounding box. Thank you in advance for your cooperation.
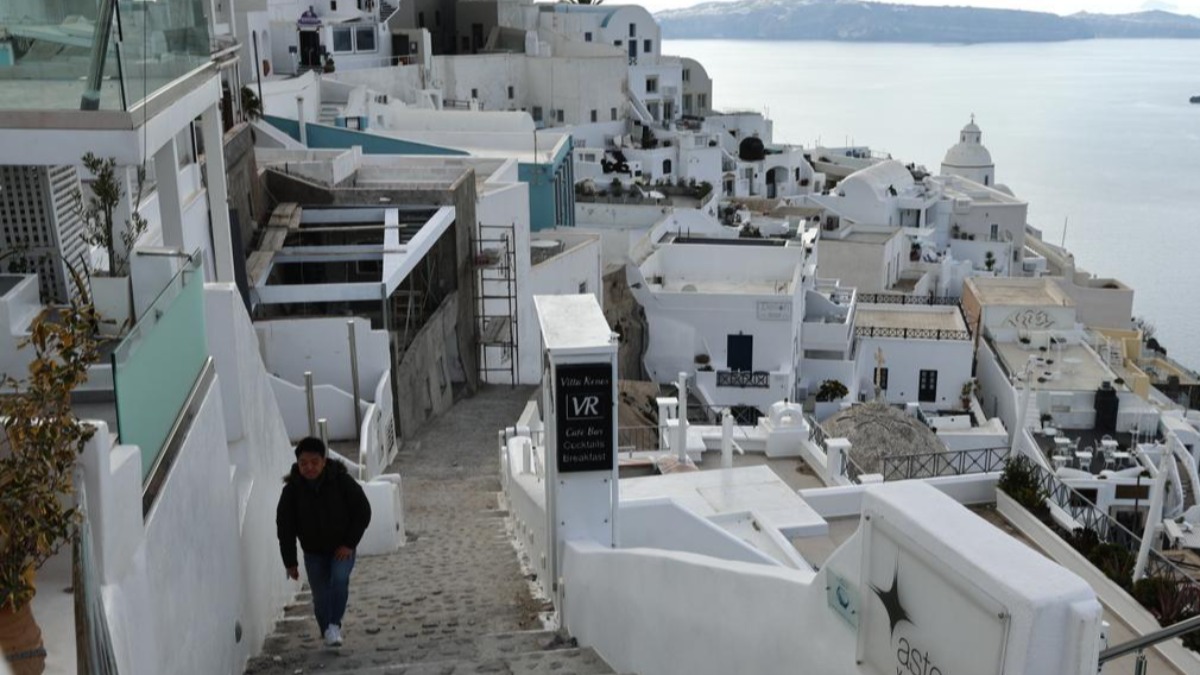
[111,255,207,482]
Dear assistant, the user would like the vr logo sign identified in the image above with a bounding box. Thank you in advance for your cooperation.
[567,394,602,420]
[555,363,614,473]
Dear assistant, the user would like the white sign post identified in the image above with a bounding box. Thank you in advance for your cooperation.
[535,295,619,612]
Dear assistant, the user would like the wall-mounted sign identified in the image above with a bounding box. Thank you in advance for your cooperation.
[555,363,614,473]
[757,300,793,322]
[827,572,860,630]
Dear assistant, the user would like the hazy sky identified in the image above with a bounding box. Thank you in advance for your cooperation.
[647,0,1200,16]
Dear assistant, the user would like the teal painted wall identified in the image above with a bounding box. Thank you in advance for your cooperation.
[264,116,467,156]
[520,136,576,232]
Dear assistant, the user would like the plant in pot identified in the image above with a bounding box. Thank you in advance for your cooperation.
[0,292,100,674]
[960,379,976,409]
[815,379,848,403]
[984,250,996,271]
[75,153,148,337]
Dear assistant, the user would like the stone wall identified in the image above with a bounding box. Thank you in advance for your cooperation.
[222,123,266,249]
[602,266,647,381]
[394,293,459,440]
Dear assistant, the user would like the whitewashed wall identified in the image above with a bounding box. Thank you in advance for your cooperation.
[256,316,390,394]
[853,334,974,408]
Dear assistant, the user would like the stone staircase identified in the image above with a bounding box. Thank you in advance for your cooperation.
[318,102,341,126]
[244,386,624,675]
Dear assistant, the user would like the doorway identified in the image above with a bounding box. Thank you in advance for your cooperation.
[727,334,753,372]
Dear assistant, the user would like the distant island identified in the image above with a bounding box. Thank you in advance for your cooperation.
[655,0,1200,43]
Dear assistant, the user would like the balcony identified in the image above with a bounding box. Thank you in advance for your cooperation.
[0,0,212,112]
[716,370,770,389]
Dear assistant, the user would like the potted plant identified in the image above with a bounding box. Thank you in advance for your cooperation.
[323,55,336,73]
[75,153,148,337]
[0,293,99,674]
[960,379,977,409]
[984,251,996,271]
[240,85,263,120]
[813,379,848,420]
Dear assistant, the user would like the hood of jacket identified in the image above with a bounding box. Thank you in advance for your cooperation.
[283,456,349,484]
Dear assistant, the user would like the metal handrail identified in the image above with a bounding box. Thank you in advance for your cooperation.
[1099,613,1200,663]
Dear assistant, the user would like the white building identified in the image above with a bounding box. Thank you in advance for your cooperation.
[0,165,86,303]
[628,222,806,410]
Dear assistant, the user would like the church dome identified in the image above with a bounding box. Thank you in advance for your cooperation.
[942,141,993,169]
[942,116,993,169]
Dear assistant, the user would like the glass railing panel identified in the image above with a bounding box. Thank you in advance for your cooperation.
[0,0,123,111]
[116,0,212,110]
[110,252,207,481]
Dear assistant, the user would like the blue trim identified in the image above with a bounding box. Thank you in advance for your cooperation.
[263,115,467,156]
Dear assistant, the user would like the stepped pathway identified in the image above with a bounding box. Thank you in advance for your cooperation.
[246,385,619,675]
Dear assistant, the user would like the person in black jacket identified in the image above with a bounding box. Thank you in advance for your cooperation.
[276,437,372,647]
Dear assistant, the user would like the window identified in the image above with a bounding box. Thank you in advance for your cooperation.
[990,223,999,240]
[683,68,690,82]
[984,175,989,186]
[578,282,588,294]
[698,93,707,109]
[333,24,380,53]
[876,367,889,392]
[584,31,592,42]
[418,11,425,28]
[355,25,377,52]
[556,109,564,123]
[683,94,692,112]
[331,0,337,9]
[629,23,636,37]
[663,159,672,174]
[507,85,514,99]
[532,106,543,122]
[614,40,622,47]
[590,109,598,123]
[643,39,652,54]
[646,76,658,93]
[611,107,617,121]
[332,26,353,53]
[471,88,478,99]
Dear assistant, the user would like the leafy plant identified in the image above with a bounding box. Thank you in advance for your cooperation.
[815,379,848,402]
[984,250,996,271]
[241,85,263,120]
[610,178,624,198]
[0,289,99,611]
[75,153,148,278]
[998,455,1049,517]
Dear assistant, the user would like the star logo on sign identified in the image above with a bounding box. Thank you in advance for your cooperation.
[871,567,913,637]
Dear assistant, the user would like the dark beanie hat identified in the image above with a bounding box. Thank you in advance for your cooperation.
[295,436,327,458]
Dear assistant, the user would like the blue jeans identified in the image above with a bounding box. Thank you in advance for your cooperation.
[303,551,356,634]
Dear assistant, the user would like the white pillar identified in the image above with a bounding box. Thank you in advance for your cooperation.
[676,372,689,462]
[296,95,307,145]
[153,138,185,251]
[200,104,236,283]
[721,411,733,469]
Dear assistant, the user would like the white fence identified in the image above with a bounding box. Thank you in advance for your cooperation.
[357,371,397,480]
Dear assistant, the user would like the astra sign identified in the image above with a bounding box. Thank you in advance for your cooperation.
[858,519,1009,675]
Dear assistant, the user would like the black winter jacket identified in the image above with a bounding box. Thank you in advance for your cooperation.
[276,459,372,569]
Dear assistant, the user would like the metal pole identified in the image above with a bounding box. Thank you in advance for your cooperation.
[348,320,362,440]
[305,371,317,438]
[318,418,329,449]
[721,411,733,469]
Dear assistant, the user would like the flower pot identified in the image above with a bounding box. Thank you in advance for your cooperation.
[0,602,45,675]
[91,274,132,337]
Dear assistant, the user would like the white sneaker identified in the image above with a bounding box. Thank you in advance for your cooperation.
[324,624,343,647]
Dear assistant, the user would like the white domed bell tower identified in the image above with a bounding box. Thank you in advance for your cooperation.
[941,114,995,187]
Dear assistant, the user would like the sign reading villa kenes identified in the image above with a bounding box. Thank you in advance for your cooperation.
[858,518,1009,675]
[555,363,614,473]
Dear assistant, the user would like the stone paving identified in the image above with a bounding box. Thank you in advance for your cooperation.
[246,386,619,675]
